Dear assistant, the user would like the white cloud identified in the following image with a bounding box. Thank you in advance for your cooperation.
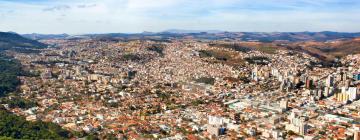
[0,0,359,34]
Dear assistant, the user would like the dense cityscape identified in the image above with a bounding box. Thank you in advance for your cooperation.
[1,0,360,140]
[0,35,359,139]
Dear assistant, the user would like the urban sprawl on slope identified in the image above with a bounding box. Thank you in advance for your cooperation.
[3,39,360,140]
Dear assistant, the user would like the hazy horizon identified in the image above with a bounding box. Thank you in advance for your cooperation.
[1,0,360,34]
[3,29,360,36]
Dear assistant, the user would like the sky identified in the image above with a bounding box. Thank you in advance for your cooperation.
[0,0,359,34]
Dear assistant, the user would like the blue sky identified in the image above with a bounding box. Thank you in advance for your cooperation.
[0,0,359,34]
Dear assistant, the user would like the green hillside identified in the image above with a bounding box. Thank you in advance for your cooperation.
[0,32,47,52]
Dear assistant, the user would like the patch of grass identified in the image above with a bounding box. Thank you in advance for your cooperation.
[244,56,270,65]
[147,44,164,56]
[121,53,141,61]
[209,43,252,53]
[194,77,215,85]
[198,49,245,66]
[255,46,277,54]
[198,50,230,61]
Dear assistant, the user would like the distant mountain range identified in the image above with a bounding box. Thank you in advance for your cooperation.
[22,33,70,40]
[162,29,224,34]
[2,30,360,62]
[21,30,360,42]
[0,32,47,53]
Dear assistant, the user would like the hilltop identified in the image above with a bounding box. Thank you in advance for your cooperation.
[0,32,47,53]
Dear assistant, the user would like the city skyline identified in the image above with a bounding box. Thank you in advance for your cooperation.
[0,0,360,34]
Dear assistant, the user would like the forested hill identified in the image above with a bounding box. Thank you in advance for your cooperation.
[0,54,22,97]
[0,32,47,52]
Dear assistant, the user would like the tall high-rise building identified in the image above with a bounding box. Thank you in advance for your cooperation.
[280,99,288,110]
[353,73,360,81]
[207,124,221,137]
[271,68,279,77]
[326,75,334,87]
[336,93,349,103]
[324,87,330,97]
[252,66,259,81]
[317,89,323,99]
[306,79,313,89]
[340,87,358,102]
[355,130,360,140]
[286,111,308,135]
[345,80,351,89]
[207,116,226,137]
[341,72,347,81]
